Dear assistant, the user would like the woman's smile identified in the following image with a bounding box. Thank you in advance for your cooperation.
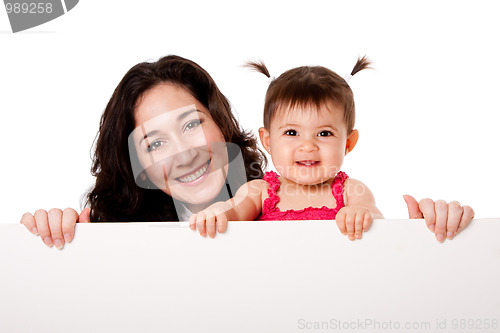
[175,159,211,184]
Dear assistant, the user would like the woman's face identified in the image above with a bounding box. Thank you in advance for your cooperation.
[131,83,228,212]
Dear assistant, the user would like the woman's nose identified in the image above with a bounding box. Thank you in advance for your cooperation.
[175,148,199,166]
[298,138,319,152]
[170,136,200,166]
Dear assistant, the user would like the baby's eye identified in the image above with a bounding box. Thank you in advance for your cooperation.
[147,140,165,152]
[184,119,202,132]
[284,129,297,136]
[318,130,333,137]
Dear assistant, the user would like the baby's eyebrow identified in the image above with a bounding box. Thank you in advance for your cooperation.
[318,125,339,132]
[278,123,301,129]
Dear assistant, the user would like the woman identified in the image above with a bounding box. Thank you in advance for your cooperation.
[21,55,267,248]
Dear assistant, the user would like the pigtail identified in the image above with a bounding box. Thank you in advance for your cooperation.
[243,60,271,78]
[350,55,372,76]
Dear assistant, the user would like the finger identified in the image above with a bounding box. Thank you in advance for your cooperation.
[34,209,53,247]
[445,201,462,239]
[62,208,79,244]
[189,214,197,230]
[217,214,228,234]
[354,212,364,239]
[48,208,64,250]
[403,194,424,219]
[418,198,436,232]
[196,212,207,237]
[78,208,91,223]
[433,200,448,242]
[456,205,475,235]
[335,209,347,235]
[345,213,355,241]
[205,211,216,239]
[20,212,38,235]
[363,211,373,232]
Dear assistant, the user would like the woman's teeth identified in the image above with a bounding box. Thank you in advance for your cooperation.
[177,162,209,183]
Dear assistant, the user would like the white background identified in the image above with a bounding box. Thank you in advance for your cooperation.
[1,0,499,223]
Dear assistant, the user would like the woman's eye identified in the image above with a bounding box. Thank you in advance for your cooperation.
[284,129,297,136]
[318,131,333,137]
[184,119,202,131]
[147,140,165,152]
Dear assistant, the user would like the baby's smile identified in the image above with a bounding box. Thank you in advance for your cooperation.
[295,160,320,167]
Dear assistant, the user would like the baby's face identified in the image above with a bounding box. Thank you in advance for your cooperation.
[260,102,352,186]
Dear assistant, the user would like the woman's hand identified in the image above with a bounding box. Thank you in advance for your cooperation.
[403,195,474,242]
[20,207,90,249]
[189,202,231,238]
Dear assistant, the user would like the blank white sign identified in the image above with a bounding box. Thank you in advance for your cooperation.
[1,219,499,332]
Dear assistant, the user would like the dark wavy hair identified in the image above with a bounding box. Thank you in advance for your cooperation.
[85,55,267,222]
[245,56,372,134]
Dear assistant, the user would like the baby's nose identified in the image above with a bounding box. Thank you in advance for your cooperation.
[298,138,319,152]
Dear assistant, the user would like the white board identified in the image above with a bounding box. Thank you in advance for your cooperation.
[1,219,499,332]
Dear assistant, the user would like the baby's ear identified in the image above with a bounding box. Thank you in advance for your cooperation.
[345,129,359,154]
[258,127,271,153]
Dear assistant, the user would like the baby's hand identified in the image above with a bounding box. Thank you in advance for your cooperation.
[403,195,475,242]
[335,206,373,240]
[189,202,232,238]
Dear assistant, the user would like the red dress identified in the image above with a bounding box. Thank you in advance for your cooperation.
[257,171,348,220]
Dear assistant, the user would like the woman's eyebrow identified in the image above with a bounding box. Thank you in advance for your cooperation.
[138,109,201,144]
[177,108,201,122]
[139,130,159,144]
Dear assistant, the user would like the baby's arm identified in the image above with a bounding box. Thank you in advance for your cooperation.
[189,179,267,238]
[335,178,383,240]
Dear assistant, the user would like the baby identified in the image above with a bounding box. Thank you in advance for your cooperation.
[189,56,474,240]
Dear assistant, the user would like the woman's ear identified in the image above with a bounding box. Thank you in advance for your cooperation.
[259,127,271,153]
[345,129,359,154]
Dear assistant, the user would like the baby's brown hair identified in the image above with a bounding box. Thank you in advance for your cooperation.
[245,56,372,134]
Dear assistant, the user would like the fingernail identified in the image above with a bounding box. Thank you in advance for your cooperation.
[43,237,53,247]
[31,227,38,235]
[53,239,64,250]
[64,233,71,243]
[429,224,435,232]
[436,233,445,242]
[355,233,361,239]
[447,232,454,240]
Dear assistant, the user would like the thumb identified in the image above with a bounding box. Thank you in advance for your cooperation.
[78,207,91,223]
[403,194,424,219]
